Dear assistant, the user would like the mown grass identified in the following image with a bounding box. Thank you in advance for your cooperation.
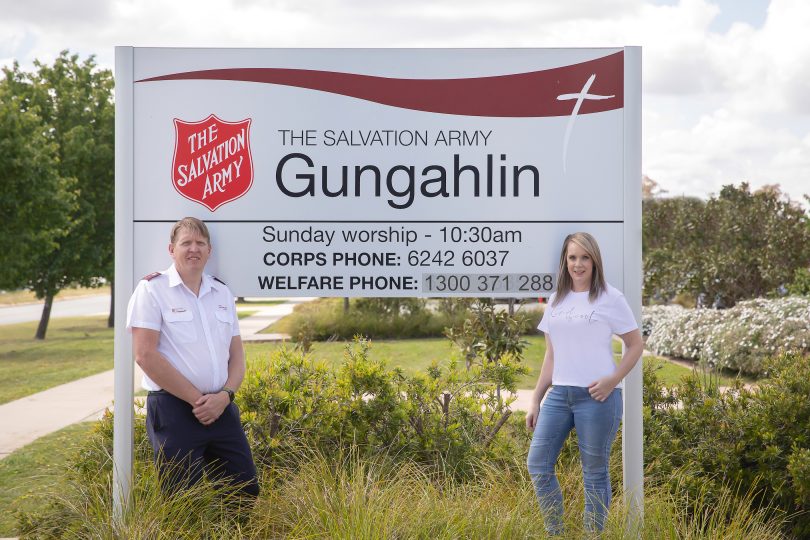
[0,316,113,404]
[0,421,95,536]
[0,315,695,405]
[245,337,693,390]
[0,285,110,306]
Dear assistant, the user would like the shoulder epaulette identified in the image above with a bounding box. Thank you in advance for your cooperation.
[213,276,227,286]
[142,272,162,281]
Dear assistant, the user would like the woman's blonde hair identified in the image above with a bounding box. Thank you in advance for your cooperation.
[552,232,607,306]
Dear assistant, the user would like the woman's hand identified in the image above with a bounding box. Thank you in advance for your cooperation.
[526,405,540,431]
[588,376,618,402]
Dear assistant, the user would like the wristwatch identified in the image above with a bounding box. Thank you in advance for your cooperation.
[221,387,235,402]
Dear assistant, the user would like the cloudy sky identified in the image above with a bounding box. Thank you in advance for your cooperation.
[1,0,807,204]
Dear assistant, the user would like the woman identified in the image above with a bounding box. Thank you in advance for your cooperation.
[526,232,643,535]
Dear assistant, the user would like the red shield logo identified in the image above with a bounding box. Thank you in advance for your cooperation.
[172,115,254,211]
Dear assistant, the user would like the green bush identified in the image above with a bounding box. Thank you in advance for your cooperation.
[15,353,794,539]
[643,352,810,538]
[788,267,810,296]
[643,183,810,307]
[353,297,426,316]
[238,339,527,478]
[279,297,543,342]
[445,300,529,371]
[278,298,469,340]
[643,297,810,375]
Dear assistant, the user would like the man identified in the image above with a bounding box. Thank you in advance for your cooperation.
[126,217,259,496]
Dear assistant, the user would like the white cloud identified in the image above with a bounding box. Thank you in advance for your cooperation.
[0,0,808,202]
[642,0,810,202]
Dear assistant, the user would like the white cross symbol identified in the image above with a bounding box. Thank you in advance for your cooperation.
[557,74,615,174]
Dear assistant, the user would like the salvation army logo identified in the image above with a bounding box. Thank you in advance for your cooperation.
[172,114,254,211]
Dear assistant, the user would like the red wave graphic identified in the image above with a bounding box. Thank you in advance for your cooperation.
[137,51,623,118]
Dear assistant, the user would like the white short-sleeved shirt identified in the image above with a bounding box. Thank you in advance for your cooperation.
[537,284,638,388]
[126,264,240,394]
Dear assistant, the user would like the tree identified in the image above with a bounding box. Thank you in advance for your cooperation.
[445,301,529,404]
[643,183,810,307]
[0,81,77,298]
[641,174,667,199]
[3,51,114,338]
[642,195,706,304]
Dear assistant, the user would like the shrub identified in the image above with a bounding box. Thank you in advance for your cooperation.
[278,298,470,340]
[238,339,527,478]
[643,297,810,375]
[787,267,810,296]
[643,184,810,307]
[16,353,792,539]
[643,304,725,362]
[643,352,810,538]
[353,297,426,316]
[278,297,542,342]
[445,300,529,370]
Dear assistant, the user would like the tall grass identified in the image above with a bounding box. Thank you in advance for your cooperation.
[18,444,786,539]
[631,470,789,540]
[16,427,252,540]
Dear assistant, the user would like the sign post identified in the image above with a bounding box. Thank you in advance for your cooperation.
[113,46,134,520]
[622,46,644,522]
[114,46,642,519]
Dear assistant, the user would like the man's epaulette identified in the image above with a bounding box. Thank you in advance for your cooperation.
[213,276,227,286]
[142,272,161,281]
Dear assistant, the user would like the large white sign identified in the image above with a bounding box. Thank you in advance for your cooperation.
[115,47,642,518]
[128,48,630,297]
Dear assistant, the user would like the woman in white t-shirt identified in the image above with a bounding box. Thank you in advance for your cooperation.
[526,232,643,536]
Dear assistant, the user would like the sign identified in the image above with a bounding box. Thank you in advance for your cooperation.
[128,48,632,297]
[115,46,642,518]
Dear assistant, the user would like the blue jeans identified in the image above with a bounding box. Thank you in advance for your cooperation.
[527,385,622,535]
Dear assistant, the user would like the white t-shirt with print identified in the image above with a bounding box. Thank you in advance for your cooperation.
[537,284,638,388]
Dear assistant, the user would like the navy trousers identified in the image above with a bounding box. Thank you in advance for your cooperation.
[145,391,259,497]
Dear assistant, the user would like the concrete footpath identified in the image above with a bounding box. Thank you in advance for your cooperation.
[0,295,570,460]
[0,298,314,460]
[239,298,316,342]
[0,367,144,459]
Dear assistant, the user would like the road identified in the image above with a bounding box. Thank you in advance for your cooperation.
[0,295,110,325]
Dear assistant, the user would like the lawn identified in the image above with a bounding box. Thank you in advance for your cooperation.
[0,285,110,306]
[0,315,706,405]
[0,317,113,404]
[236,299,286,307]
[245,336,694,390]
[246,336,544,388]
[0,421,95,536]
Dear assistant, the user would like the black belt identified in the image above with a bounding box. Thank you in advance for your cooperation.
[148,389,170,396]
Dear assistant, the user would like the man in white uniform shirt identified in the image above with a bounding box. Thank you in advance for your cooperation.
[127,217,258,497]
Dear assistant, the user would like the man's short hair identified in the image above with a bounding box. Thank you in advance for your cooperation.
[170,217,211,245]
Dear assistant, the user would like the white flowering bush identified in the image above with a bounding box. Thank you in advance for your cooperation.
[643,297,810,376]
